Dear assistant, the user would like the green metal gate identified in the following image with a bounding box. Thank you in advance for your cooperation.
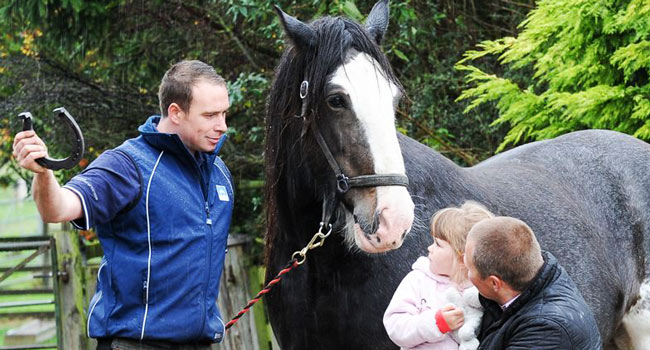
[0,236,63,350]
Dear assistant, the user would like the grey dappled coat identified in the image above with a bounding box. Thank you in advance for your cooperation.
[477,252,602,350]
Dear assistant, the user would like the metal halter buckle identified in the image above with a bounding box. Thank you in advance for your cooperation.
[299,80,309,99]
[336,174,350,194]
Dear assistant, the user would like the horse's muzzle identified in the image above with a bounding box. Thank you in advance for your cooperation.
[352,186,414,253]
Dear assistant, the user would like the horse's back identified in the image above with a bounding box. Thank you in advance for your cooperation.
[473,130,650,230]
[473,129,650,250]
[478,129,650,171]
[465,129,650,341]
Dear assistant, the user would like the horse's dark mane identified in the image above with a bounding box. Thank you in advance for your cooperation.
[264,14,403,260]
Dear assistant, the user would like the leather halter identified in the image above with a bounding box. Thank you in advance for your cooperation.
[297,79,409,196]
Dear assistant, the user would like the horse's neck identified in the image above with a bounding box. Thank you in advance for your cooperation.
[398,133,478,209]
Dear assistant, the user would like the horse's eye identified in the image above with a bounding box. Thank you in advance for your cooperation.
[327,95,346,109]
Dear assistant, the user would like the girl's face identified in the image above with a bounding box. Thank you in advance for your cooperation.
[427,237,459,277]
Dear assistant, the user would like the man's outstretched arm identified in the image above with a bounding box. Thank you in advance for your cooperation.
[13,130,83,223]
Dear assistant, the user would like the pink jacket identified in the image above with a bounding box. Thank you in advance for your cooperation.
[383,257,465,350]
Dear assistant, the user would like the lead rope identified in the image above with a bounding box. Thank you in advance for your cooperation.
[224,221,333,331]
[224,259,297,330]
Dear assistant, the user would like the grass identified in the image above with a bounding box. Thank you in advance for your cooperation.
[0,294,55,314]
[0,187,42,237]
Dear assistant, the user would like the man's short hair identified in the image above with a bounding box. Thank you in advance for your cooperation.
[468,216,543,291]
[158,60,226,117]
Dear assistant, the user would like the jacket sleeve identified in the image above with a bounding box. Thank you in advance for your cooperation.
[505,317,572,350]
[383,273,449,348]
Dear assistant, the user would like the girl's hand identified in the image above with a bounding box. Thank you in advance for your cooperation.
[440,304,464,331]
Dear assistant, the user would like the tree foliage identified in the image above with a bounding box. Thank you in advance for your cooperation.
[457,0,650,151]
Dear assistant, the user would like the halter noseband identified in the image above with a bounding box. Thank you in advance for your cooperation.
[297,79,409,196]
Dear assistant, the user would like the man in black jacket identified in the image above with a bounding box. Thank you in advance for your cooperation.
[464,216,602,349]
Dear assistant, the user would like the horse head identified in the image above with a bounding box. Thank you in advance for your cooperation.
[267,0,414,254]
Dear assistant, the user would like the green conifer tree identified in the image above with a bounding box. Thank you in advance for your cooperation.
[456,0,650,151]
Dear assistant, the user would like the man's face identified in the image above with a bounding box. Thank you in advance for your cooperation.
[177,80,229,154]
[464,237,497,300]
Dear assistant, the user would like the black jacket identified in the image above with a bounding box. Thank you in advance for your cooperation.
[477,251,602,350]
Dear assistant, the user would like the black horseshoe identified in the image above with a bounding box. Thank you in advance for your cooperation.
[18,107,85,170]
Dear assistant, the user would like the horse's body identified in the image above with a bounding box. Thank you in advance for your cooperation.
[265,2,650,349]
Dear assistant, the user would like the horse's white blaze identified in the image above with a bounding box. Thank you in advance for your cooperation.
[330,52,414,251]
[330,52,403,174]
[621,280,650,349]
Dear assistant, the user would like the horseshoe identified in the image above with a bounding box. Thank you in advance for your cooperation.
[18,107,85,170]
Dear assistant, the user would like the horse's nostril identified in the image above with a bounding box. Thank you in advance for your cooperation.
[392,240,397,246]
[401,230,407,239]
[376,236,381,243]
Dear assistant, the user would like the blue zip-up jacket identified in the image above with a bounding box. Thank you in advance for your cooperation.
[86,116,234,343]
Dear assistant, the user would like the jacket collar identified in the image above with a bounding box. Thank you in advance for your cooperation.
[514,251,559,305]
[137,115,227,161]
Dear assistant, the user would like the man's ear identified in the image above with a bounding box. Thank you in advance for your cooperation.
[168,103,183,124]
[487,275,503,292]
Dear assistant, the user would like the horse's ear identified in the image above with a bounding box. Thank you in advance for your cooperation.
[274,5,317,51]
[365,0,389,44]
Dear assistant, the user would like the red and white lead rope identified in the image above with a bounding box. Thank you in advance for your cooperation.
[224,222,332,331]
[225,258,300,330]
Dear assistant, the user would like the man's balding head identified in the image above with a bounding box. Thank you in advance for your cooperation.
[466,216,543,292]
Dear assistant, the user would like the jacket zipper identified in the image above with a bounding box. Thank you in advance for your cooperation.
[191,157,213,339]
[200,198,214,339]
[205,201,212,225]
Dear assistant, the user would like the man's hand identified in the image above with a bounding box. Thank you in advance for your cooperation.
[13,130,49,174]
[440,304,465,331]
[12,130,83,223]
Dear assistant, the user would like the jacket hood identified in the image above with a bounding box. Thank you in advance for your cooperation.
[137,115,228,158]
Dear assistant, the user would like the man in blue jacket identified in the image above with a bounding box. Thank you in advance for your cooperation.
[13,60,233,349]
[464,216,602,350]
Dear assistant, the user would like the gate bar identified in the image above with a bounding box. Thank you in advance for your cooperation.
[0,245,49,285]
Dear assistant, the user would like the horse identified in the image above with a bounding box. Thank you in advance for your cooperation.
[264,1,650,349]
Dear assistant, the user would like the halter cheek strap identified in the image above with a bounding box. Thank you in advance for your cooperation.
[296,79,409,195]
[310,122,409,193]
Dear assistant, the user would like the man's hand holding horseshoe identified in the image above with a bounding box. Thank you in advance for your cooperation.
[13,129,49,174]
[12,108,84,223]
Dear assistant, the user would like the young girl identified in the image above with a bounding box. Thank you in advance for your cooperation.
[383,201,493,350]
